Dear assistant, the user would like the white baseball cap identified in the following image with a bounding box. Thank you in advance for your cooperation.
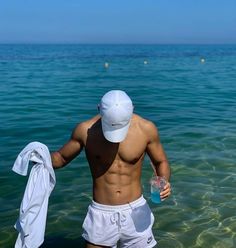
[100,90,133,143]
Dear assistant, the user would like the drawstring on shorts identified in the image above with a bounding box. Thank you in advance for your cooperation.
[110,211,127,228]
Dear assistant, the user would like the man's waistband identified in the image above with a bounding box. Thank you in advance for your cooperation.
[91,195,146,212]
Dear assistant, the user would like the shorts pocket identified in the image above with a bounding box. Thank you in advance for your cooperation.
[131,203,153,233]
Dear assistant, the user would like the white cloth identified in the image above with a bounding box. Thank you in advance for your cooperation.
[13,142,56,248]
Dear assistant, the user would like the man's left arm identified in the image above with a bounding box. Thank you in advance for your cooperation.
[146,121,171,199]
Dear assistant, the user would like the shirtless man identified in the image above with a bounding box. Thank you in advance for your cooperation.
[51,90,171,248]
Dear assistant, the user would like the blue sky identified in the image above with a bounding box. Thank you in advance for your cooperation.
[0,0,235,44]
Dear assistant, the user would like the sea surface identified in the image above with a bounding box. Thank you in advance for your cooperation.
[0,44,236,248]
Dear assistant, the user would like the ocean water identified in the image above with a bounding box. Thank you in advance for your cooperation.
[0,44,236,248]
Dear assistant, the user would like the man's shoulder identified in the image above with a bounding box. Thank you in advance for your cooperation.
[73,115,100,136]
[133,114,156,130]
[132,114,158,142]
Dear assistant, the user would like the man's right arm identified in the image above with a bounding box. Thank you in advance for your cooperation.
[51,123,84,169]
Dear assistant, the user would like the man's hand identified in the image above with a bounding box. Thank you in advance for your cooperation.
[160,181,171,200]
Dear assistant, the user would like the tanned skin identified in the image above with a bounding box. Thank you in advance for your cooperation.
[51,114,171,248]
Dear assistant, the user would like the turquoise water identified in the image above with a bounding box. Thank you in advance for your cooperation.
[1,44,236,247]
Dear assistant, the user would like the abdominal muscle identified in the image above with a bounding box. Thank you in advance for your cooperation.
[92,161,143,205]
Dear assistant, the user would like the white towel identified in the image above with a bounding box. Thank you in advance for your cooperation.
[13,142,56,248]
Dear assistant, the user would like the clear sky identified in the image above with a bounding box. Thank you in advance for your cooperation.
[0,0,235,44]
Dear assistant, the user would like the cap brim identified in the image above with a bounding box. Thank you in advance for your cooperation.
[101,119,130,143]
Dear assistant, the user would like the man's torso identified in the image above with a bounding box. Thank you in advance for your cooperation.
[79,114,150,205]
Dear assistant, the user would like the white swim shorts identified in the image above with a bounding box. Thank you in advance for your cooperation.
[82,195,157,248]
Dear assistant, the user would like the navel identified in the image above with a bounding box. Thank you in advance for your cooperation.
[116,190,122,195]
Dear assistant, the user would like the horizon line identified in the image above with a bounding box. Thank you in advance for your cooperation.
[0,42,235,46]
